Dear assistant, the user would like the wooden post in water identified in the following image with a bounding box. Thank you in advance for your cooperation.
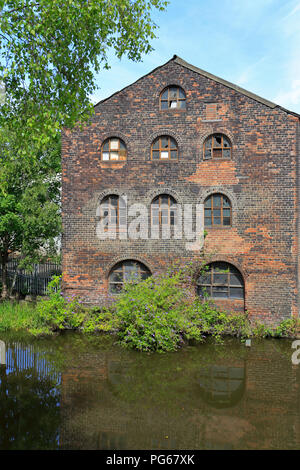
[0,340,6,365]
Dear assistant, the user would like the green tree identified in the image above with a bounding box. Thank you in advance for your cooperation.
[0,0,169,151]
[0,129,61,298]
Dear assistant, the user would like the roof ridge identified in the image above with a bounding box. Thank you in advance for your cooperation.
[93,55,300,118]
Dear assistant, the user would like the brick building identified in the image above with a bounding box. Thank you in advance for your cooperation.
[61,55,300,321]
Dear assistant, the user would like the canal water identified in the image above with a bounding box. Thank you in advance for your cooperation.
[0,331,299,450]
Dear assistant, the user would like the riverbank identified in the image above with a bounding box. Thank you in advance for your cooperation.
[1,293,299,352]
[1,272,300,353]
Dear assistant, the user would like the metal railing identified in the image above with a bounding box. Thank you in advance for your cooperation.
[0,259,61,296]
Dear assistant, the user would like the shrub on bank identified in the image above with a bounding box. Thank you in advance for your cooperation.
[35,275,114,334]
[1,272,299,350]
[112,269,254,352]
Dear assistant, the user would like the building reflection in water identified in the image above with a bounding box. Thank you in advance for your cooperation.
[198,365,245,408]
[0,335,299,450]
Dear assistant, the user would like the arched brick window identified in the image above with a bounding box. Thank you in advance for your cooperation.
[197,262,244,299]
[151,194,177,228]
[203,133,231,160]
[160,86,186,110]
[151,136,178,161]
[204,193,232,227]
[109,260,151,293]
[99,195,126,231]
[101,137,127,161]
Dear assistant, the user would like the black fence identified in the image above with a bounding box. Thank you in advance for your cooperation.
[0,259,61,296]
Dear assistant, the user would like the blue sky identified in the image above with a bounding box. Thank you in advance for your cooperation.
[91,0,300,114]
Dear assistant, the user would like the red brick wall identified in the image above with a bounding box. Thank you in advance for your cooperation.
[61,59,299,322]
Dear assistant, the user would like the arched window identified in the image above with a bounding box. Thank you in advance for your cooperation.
[204,193,232,227]
[203,134,231,160]
[99,195,126,231]
[151,194,177,227]
[151,136,178,161]
[101,137,127,161]
[160,86,186,110]
[197,262,244,299]
[109,260,151,293]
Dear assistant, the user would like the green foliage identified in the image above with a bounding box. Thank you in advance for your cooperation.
[112,268,251,352]
[0,300,44,333]
[0,0,169,150]
[36,276,114,334]
[1,271,299,348]
[0,129,61,297]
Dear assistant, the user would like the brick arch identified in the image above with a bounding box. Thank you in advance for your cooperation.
[145,129,184,161]
[105,256,154,278]
[201,255,248,280]
[99,132,128,148]
[146,187,182,205]
[155,80,188,103]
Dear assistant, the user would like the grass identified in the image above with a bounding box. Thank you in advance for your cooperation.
[0,301,45,334]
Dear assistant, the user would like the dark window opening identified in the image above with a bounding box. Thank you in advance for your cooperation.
[197,262,244,300]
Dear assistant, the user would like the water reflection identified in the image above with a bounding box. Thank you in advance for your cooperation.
[0,333,299,450]
[0,338,61,450]
[198,365,246,408]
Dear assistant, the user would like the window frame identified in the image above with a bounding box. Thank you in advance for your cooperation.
[99,195,126,232]
[203,134,232,160]
[204,193,232,227]
[160,86,186,110]
[151,194,177,228]
[101,137,127,162]
[109,261,151,293]
[151,136,178,161]
[197,262,244,300]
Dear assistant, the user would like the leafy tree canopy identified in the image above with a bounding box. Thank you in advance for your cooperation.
[0,128,61,297]
[0,0,169,152]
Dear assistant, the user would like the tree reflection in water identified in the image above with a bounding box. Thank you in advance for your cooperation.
[0,343,61,450]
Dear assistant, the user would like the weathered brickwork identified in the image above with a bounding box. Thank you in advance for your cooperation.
[62,56,300,322]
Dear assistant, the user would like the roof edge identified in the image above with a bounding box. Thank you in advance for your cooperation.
[93,54,300,119]
[173,55,300,118]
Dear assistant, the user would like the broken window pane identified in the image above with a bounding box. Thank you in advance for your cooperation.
[169,87,177,99]
[152,139,159,150]
[170,101,177,108]
[160,151,169,159]
[161,137,168,148]
[214,135,222,147]
[102,152,109,161]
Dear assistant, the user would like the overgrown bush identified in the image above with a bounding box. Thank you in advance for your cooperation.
[35,276,114,334]
[112,268,251,352]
